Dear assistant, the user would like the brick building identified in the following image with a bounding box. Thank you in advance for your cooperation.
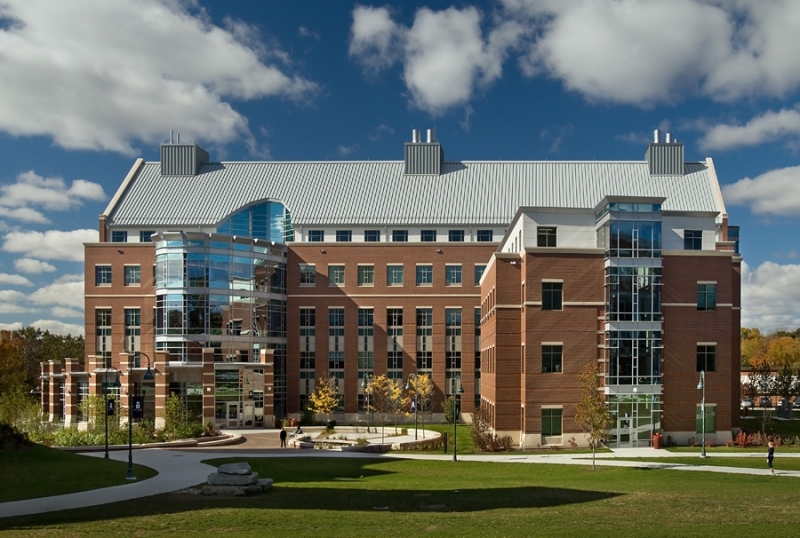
[40,129,740,447]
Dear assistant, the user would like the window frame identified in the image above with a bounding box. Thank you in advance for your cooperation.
[542,344,563,373]
[542,408,563,436]
[139,231,155,243]
[124,265,141,286]
[299,264,316,286]
[445,264,462,286]
[448,230,465,242]
[476,230,493,242]
[335,230,352,242]
[416,264,433,286]
[328,265,345,287]
[111,230,128,243]
[392,230,408,242]
[537,226,557,247]
[364,230,381,242]
[95,265,112,286]
[420,230,437,242]
[474,264,486,286]
[308,230,325,242]
[357,265,374,286]
[387,264,404,286]
[542,282,563,310]
[684,230,702,250]
[697,344,716,372]
[697,283,716,311]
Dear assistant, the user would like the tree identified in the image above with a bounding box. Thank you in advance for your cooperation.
[407,373,433,435]
[0,331,25,397]
[741,328,767,367]
[749,358,775,432]
[775,363,798,402]
[309,375,339,427]
[575,361,612,469]
[443,395,457,424]
[365,374,400,443]
[767,337,800,368]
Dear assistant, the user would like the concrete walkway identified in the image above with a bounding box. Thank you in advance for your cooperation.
[1,433,794,519]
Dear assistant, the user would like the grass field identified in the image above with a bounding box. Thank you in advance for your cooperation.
[0,444,158,503]
[2,456,799,537]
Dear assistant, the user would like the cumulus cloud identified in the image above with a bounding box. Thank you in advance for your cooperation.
[29,319,84,337]
[0,290,36,314]
[722,166,800,216]
[0,0,317,155]
[699,108,800,151]
[0,170,106,224]
[2,229,98,261]
[29,274,84,310]
[0,322,23,332]
[742,261,800,331]
[14,258,56,274]
[50,306,83,319]
[0,273,33,286]
[337,144,359,157]
[349,5,406,75]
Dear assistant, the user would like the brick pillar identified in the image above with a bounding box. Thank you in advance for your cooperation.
[261,349,275,428]
[40,361,50,420]
[153,350,170,429]
[202,348,216,426]
[63,359,81,425]
[47,361,61,422]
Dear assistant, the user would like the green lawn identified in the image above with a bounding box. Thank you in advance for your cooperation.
[604,456,799,471]
[2,456,800,537]
[0,443,158,503]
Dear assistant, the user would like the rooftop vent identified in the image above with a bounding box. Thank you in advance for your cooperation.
[645,129,684,175]
[404,129,444,175]
[160,132,209,176]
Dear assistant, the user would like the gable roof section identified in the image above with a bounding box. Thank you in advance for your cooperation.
[107,160,720,227]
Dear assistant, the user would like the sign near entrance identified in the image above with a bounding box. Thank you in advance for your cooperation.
[106,398,115,416]
[132,396,143,419]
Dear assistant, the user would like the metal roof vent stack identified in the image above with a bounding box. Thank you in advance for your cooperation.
[404,128,443,175]
[645,131,684,175]
[160,139,210,176]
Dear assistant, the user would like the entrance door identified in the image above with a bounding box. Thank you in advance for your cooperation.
[227,402,239,428]
[617,415,633,448]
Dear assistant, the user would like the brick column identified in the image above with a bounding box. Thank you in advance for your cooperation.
[261,349,275,428]
[47,361,61,422]
[153,350,170,429]
[202,348,216,426]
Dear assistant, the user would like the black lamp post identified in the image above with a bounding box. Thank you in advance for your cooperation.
[453,382,464,462]
[361,375,371,433]
[405,373,418,440]
[125,351,154,481]
[697,370,707,458]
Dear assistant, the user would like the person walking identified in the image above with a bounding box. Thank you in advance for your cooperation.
[767,440,775,475]
[280,427,287,448]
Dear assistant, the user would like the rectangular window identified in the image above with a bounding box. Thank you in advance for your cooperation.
[124,265,141,286]
[542,345,562,373]
[387,308,403,374]
[697,345,716,372]
[449,230,465,242]
[542,408,563,436]
[537,226,557,247]
[696,405,715,434]
[336,230,352,242]
[445,308,462,370]
[96,308,112,368]
[139,231,155,243]
[392,230,408,242]
[308,230,324,242]
[542,282,563,310]
[697,284,716,311]
[387,264,404,286]
[416,307,432,370]
[476,230,493,242]
[329,308,345,370]
[357,265,374,286]
[421,230,437,242]
[95,265,112,286]
[684,230,702,250]
[445,265,462,286]
[125,308,141,359]
[328,265,345,286]
[474,264,486,286]
[364,230,381,242]
[416,264,433,285]
[111,231,127,243]
[299,264,316,285]
[358,308,373,370]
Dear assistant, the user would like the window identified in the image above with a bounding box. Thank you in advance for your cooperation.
[124,265,141,286]
[392,230,408,242]
[697,284,716,311]
[446,265,462,286]
[684,230,702,250]
[449,230,464,242]
[696,405,715,434]
[542,345,562,373]
[357,265,374,286]
[299,264,316,285]
[474,264,486,286]
[96,308,112,368]
[308,230,324,242]
[542,282,563,310]
[416,308,432,370]
[476,230,493,242]
[537,227,557,247]
[421,230,437,242]
[111,230,127,243]
[336,230,352,242]
[445,308,462,370]
[95,265,112,286]
[697,345,716,372]
[140,231,155,242]
[125,308,140,357]
[542,408,562,436]
[387,264,404,286]
[416,264,433,285]
[364,230,381,242]
[328,265,345,286]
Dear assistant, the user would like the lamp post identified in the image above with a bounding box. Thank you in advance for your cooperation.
[361,375,371,433]
[125,351,154,481]
[405,373,418,440]
[697,370,707,458]
[103,366,120,460]
[453,382,464,462]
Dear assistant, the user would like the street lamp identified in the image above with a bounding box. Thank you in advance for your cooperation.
[453,382,464,462]
[697,370,707,458]
[361,375,371,433]
[103,367,120,459]
[405,373,418,440]
[125,351,154,481]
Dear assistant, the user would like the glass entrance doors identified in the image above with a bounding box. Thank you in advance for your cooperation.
[609,394,661,448]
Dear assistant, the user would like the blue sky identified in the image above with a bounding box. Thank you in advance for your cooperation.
[1,0,800,335]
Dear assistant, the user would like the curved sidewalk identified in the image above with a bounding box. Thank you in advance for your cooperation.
[1,443,796,519]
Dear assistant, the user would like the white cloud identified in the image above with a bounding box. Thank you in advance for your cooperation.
[50,306,83,319]
[722,166,800,216]
[0,322,23,332]
[2,229,97,261]
[699,108,800,151]
[0,207,49,224]
[0,170,107,224]
[0,0,317,155]
[298,26,320,41]
[14,258,56,274]
[29,274,84,310]
[0,273,33,286]
[367,123,394,142]
[337,144,359,157]
[0,290,36,313]
[742,261,800,331]
[349,6,405,75]
[29,319,84,337]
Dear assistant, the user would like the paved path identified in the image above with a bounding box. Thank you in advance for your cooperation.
[1,430,795,519]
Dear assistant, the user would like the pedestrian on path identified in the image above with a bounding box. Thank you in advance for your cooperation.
[767,440,775,475]
[280,427,287,448]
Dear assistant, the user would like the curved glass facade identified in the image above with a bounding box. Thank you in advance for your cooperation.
[154,232,287,364]
[216,201,294,243]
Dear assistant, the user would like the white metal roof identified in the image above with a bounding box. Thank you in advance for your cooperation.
[107,159,722,227]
